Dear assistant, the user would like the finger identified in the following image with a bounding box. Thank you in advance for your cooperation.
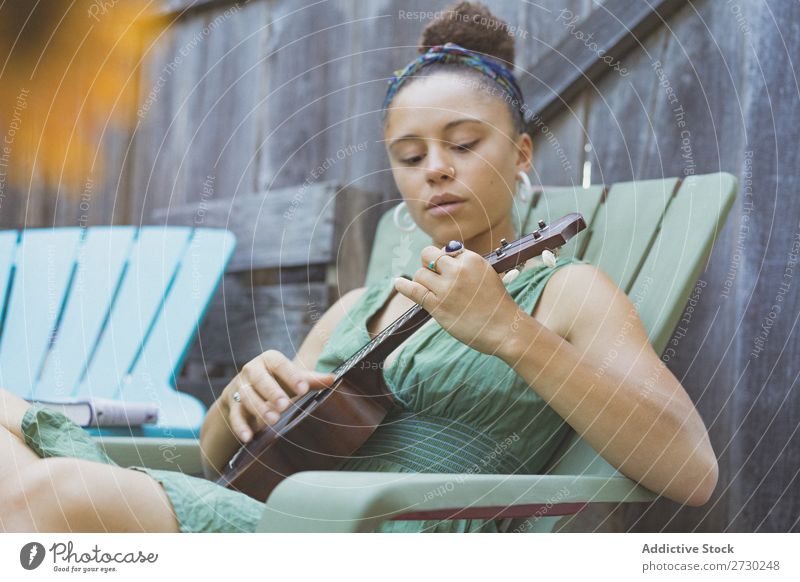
[413,265,440,288]
[237,382,280,426]
[393,277,435,307]
[246,370,294,414]
[228,393,264,443]
[419,247,450,275]
[260,351,308,399]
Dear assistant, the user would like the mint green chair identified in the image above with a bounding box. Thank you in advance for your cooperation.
[0,226,235,474]
[98,173,736,532]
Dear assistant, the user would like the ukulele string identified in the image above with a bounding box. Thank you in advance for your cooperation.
[331,302,425,382]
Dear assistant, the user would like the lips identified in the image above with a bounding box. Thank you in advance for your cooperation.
[427,192,464,209]
[426,200,465,217]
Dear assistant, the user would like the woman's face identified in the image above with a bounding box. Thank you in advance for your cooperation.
[383,72,533,250]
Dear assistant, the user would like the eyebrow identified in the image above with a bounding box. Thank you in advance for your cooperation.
[387,118,487,149]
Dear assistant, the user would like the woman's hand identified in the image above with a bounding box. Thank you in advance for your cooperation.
[221,350,337,444]
[393,244,524,355]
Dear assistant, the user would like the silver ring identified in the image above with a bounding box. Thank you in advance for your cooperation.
[232,391,241,403]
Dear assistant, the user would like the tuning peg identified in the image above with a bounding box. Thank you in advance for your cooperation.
[502,268,521,284]
[542,249,557,268]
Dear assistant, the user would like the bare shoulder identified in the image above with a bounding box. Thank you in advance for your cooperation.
[316,286,369,336]
[331,286,369,314]
[536,262,629,344]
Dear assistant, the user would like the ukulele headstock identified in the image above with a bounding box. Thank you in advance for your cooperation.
[489,212,586,275]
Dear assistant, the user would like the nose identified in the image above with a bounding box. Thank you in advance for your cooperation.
[424,145,455,185]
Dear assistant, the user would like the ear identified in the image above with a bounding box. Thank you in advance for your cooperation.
[514,131,533,174]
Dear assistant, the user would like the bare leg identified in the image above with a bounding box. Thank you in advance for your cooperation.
[1,457,181,532]
[0,424,42,489]
[0,387,34,441]
[0,389,42,485]
[0,388,180,533]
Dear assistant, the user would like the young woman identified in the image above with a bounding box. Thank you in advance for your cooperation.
[0,2,717,533]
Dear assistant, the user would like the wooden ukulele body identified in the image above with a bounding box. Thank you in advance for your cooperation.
[216,366,394,502]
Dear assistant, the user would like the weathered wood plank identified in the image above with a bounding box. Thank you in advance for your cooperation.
[725,0,800,534]
[518,0,590,187]
[130,13,193,219]
[181,1,268,203]
[583,23,670,183]
[255,0,353,191]
[178,279,328,407]
[521,0,689,127]
[151,181,381,284]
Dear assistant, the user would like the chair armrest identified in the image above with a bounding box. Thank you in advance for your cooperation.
[256,471,658,532]
[92,436,204,475]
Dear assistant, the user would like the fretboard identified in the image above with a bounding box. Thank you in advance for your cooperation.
[331,301,430,381]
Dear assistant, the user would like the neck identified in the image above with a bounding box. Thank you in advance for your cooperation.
[433,213,518,257]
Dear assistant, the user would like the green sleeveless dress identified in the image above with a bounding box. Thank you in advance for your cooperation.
[19,255,583,533]
[314,255,584,532]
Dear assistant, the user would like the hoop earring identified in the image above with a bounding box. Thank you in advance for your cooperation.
[516,170,532,203]
[393,201,417,232]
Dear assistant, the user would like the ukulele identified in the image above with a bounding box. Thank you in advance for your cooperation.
[216,212,587,501]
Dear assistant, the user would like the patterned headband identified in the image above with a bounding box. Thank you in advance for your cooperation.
[381,42,526,121]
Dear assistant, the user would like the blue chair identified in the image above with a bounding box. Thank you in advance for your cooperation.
[0,226,235,452]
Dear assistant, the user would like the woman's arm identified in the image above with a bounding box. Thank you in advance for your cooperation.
[198,286,368,480]
[497,264,718,506]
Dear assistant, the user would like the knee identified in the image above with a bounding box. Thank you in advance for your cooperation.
[0,460,49,531]
[0,387,33,433]
[1,458,89,532]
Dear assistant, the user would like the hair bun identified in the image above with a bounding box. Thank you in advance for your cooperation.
[418,1,515,67]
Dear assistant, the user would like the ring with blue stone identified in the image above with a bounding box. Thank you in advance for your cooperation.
[445,240,464,255]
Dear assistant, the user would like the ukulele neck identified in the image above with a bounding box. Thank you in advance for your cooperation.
[334,303,429,380]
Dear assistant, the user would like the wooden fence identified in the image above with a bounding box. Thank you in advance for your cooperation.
[0,0,797,533]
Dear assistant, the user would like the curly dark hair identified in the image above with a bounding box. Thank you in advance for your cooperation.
[386,1,526,134]
[417,1,515,65]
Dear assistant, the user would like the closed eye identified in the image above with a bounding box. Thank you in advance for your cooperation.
[400,141,479,165]
[453,140,479,152]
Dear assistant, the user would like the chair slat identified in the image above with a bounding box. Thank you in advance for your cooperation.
[629,173,738,354]
[582,178,680,290]
[0,229,83,397]
[35,227,136,398]
[77,227,192,398]
[0,232,18,334]
[129,228,236,384]
[525,185,605,260]
[113,229,236,437]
